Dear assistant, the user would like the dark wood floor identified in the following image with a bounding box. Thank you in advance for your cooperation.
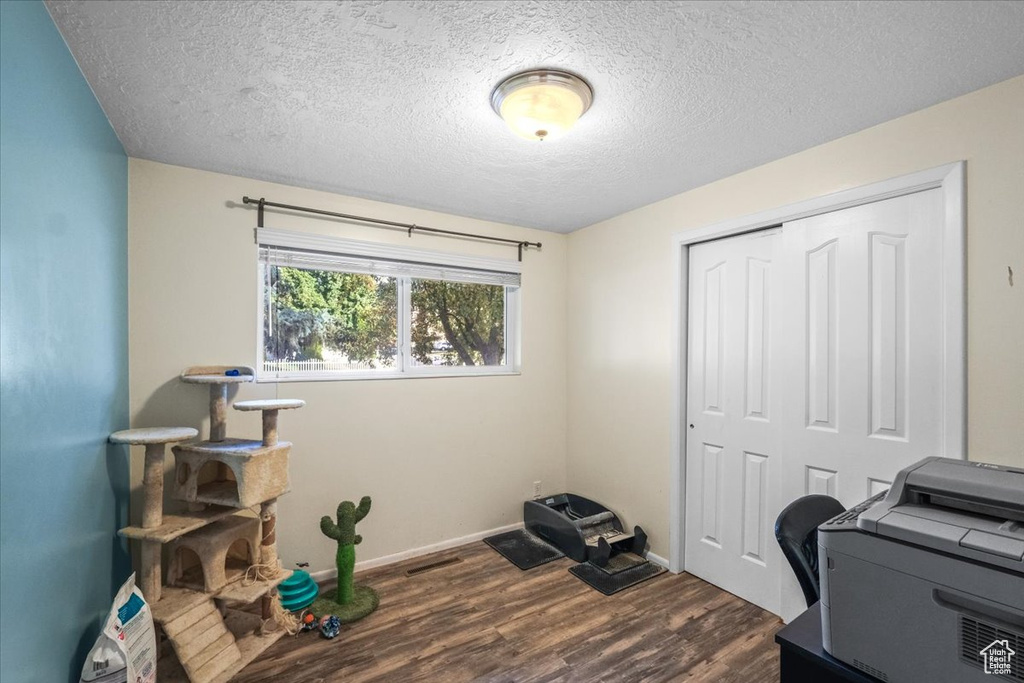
[233,542,782,682]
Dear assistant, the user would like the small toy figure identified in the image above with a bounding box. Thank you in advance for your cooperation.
[319,615,341,639]
[299,610,318,632]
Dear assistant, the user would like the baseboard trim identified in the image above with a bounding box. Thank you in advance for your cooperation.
[646,551,672,571]
[308,524,672,581]
[309,522,524,582]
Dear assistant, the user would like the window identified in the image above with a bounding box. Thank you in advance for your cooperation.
[258,229,521,380]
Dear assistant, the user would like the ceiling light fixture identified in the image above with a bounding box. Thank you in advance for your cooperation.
[491,69,593,142]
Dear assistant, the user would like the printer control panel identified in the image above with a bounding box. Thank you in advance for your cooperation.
[820,490,889,532]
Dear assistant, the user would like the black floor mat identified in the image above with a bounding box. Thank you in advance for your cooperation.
[569,558,666,595]
[484,529,565,570]
[597,551,648,575]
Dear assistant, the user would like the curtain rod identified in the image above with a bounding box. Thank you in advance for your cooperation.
[241,196,542,261]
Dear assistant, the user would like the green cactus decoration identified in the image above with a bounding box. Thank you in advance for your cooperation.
[320,496,371,604]
[313,496,379,623]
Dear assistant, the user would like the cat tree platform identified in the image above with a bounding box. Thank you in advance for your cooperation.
[233,398,305,446]
[151,568,294,628]
[180,366,255,442]
[168,515,261,593]
[118,505,241,544]
[179,367,256,384]
[110,427,199,445]
[172,439,292,508]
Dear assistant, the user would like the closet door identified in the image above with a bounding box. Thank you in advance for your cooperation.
[684,188,949,620]
[685,229,782,615]
[774,188,946,620]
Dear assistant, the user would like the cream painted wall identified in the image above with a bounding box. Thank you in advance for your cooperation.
[128,76,1022,574]
[566,76,1024,560]
[128,159,567,572]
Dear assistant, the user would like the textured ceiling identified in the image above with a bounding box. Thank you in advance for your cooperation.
[46,1,1024,232]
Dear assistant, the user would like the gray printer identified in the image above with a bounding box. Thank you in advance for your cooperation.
[819,457,1024,683]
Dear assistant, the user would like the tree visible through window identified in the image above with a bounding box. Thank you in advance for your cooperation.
[265,267,397,371]
[263,264,514,377]
[411,280,505,366]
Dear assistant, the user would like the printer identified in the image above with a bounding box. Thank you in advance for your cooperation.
[819,457,1024,683]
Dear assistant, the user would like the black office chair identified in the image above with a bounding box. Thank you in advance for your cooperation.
[775,494,846,607]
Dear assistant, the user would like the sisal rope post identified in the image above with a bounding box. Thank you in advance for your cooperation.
[256,592,300,636]
[260,499,279,567]
[140,540,162,603]
[261,410,279,447]
[242,499,282,585]
[140,444,164,600]
[141,443,165,528]
[209,383,227,442]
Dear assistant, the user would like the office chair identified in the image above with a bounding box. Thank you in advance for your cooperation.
[775,494,846,607]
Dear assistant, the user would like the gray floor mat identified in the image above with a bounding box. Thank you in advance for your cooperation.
[484,529,565,570]
[597,551,648,575]
[569,559,666,595]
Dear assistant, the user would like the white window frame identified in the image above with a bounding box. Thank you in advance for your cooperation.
[256,228,522,382]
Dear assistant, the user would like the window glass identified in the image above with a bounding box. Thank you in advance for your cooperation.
[410,280,506,367]
[257,234,521,380]
[264,265,397,373]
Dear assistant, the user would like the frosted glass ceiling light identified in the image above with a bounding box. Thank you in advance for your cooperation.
[491,69,593,142]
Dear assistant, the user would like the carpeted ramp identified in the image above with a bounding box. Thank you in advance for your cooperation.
[484,528,565,570]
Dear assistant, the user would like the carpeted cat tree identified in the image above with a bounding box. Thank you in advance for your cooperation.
[111,365,304,682]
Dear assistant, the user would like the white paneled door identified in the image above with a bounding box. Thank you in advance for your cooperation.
[685,228,783,615]
[685,188,947,620]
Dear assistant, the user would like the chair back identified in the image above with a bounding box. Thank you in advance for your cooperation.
[775,494,846,607]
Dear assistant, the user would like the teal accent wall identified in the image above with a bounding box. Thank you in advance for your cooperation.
[0,2,130,682]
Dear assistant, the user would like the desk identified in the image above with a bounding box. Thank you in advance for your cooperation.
[775,602,880,683]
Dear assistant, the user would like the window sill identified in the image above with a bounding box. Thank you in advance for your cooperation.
[256,368,521,383]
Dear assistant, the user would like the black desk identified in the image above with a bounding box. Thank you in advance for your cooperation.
[775,603,880,683]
